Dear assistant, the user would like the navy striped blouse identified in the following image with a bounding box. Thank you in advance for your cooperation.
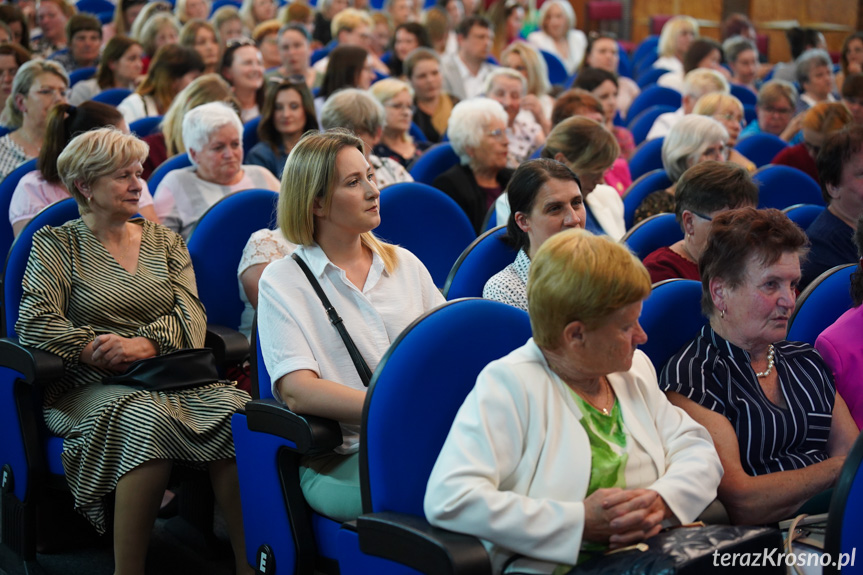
[659,326,835,477]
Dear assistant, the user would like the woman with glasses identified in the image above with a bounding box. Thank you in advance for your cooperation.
[633,115,728,226]
[740,80,802,143]
[693,92,755,172]
[369,78,430,169]
[0,59,67,181]
[771,102,853,184]
[643,161,758,284]
[246,79,318,179]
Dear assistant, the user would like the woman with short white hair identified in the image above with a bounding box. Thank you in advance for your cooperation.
[433,98,514,233]
[633,115,728,225]
[526,0,586,74]
[153,101,279,238]
[484,67,545,168]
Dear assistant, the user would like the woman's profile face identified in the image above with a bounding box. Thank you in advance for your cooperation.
[506,7,524,41]
[711,104,743,145]
[356,56,376,90]
[826,147,863,225]
[577,299,647,376]
[383,89,413,134]
[692,139,729,165]
[466,117,508,171]
[698,48,721,71]
[273,87,307,137]
[394,28,420,61]
[675,26,695,57]
[503,51,528,79]
[0,55,20,107]
[110,43,144,84]
[586,38,618,72]
[409,58,441,100]
[86,160,145,220]
[193,123,243,184]
[543,4,567,40]
[712,252,800,349]
[319,146,381,236]
[847,38,863,67]
[125,3,144,29]
[517,177,585,254]
[591,79,618,123]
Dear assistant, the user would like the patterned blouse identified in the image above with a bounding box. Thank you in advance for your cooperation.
[660,326,836,476]
[482,248,529,311]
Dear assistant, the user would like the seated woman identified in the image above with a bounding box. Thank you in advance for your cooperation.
[723,36,759,94]
[487,0,524,61]
[69,36,144,106]
[102,0,146,45]
[801,125,863,288]
[501,40,553,134]
[32,0,73,57]
[841,73,863,125]
[257,129,444,521]
[525,0,586,74]
[433,98,513,233]
[220,39,265,123]
[10,101,159,236]
[389,22,431,78]
[246,78,317,180]
[582,32,639,117]
[484,67,545,169]
[117,44,205,125]
[643,161,758,284]
[180,19,221,75]
[483,158,586,311]
[315,45,376,122]
[47,13,102,73]
[0,44,31,117]
[405,47,458,144]
[633,115,728,226]
[573,68,635,160]
[816,215,863,429]
[319,88,414,189]
[660,207,858,524]
[659,38,729,94]
[136,12,181,61]
[0,60,69,182]
[426,228,723,572]
[141,73,238,179]
[739,79,802,143]
[16,127,252,575]
[269,23,316,88]
[370,78,430,168]
[836,32,863,98]
[771,102,853,184]
[653,16,698,78]
[153,101,279,238]
[692,92,755,172]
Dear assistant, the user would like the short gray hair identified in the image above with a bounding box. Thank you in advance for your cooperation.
[3,59,68,128]
[447,98,508,164]
[796,48,832,86]
[722,36,757,64]
[483,66,526,96]
[320,88,385,136]
[662,115,728,181]
[182,101,244,166]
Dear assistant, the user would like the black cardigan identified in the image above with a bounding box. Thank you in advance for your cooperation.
[432,164,514,234]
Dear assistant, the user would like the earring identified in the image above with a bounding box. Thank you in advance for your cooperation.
[720,309,726,319]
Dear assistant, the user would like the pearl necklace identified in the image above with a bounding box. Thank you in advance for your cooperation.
[754,344,776,378]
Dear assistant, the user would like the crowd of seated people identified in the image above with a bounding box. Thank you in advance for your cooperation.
[2,4,863,573]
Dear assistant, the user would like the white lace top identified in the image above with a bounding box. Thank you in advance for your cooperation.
[237,228,296,339]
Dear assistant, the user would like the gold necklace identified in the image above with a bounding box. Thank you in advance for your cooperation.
[573,377,612,416]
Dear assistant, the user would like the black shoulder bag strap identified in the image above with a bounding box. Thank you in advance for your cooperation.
[291,253,373,387]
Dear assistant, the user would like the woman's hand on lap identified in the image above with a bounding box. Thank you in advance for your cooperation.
[90,334,158,371]
[583,488,669,547]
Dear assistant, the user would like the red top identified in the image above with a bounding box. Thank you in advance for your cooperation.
[771,143,819,183]
[643,246,700,284]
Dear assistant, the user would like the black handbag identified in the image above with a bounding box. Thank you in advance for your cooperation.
[566,524,785,575]
[291,253,373,387]
[102,348,221,392]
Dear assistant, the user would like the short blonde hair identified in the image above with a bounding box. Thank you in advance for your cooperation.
[501,40,550,97]
[757,79,797,109]
[279,129,399,271]
[370,78,414,142]
[3,59,68,128]
[57,127,149,214]
[658,15,698,58]
[331,7,372,39]
[542,116,619,175]
[692,92,744,117]
[528,228,650,348]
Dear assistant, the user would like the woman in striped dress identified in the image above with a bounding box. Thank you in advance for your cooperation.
[659,208,858,525]
[15,127,253,575]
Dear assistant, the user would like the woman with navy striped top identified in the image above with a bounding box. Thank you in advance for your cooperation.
[659,207,858,525]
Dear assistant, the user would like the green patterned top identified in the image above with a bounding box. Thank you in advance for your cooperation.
[553,387,628,574]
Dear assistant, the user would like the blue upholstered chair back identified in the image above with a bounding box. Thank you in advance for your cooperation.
[91,87,133,106]
[374,182,476,287]
[68,66,96,87]
[734,132,788,168]
[622,168,673,229]
[129,115,163,138]
[408,142,459,185]
[621,212,683,261]
[729,83,757,107]
[639,279,706,371]
[635,66,669,89]
[147,152,192,193]
[631,35,660,71]
[443,226,518,300]
[0,159,37,264]
[628,137,664,180]
[360,298,532,515]
[628,105,676,145]
[752,164,825,209]
[538,49,569,87]
[626,85,681,123]
[787,264,855,346]
[186,189,278,331]
[3,198,80,337]
[243,116,261,153]
[782,203,824,230]
[825,432,863,575]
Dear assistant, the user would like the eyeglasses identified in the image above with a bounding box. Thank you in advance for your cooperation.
[713,112,746,126]
[761,105,794,115]
[486,128,506,141]
[701,144,729,160]
[386,102,415,113]
[31,87,69,98]
[691,210,713,222]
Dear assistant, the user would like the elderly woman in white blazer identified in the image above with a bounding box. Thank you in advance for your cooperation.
[425,229,722,574]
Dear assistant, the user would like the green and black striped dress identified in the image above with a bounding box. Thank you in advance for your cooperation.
[16,218,250,533]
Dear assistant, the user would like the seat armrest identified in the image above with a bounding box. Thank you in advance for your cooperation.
[0,338,65,387]
[357,512,492,575]
[205,324,249,366]
[243,398,343,455]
